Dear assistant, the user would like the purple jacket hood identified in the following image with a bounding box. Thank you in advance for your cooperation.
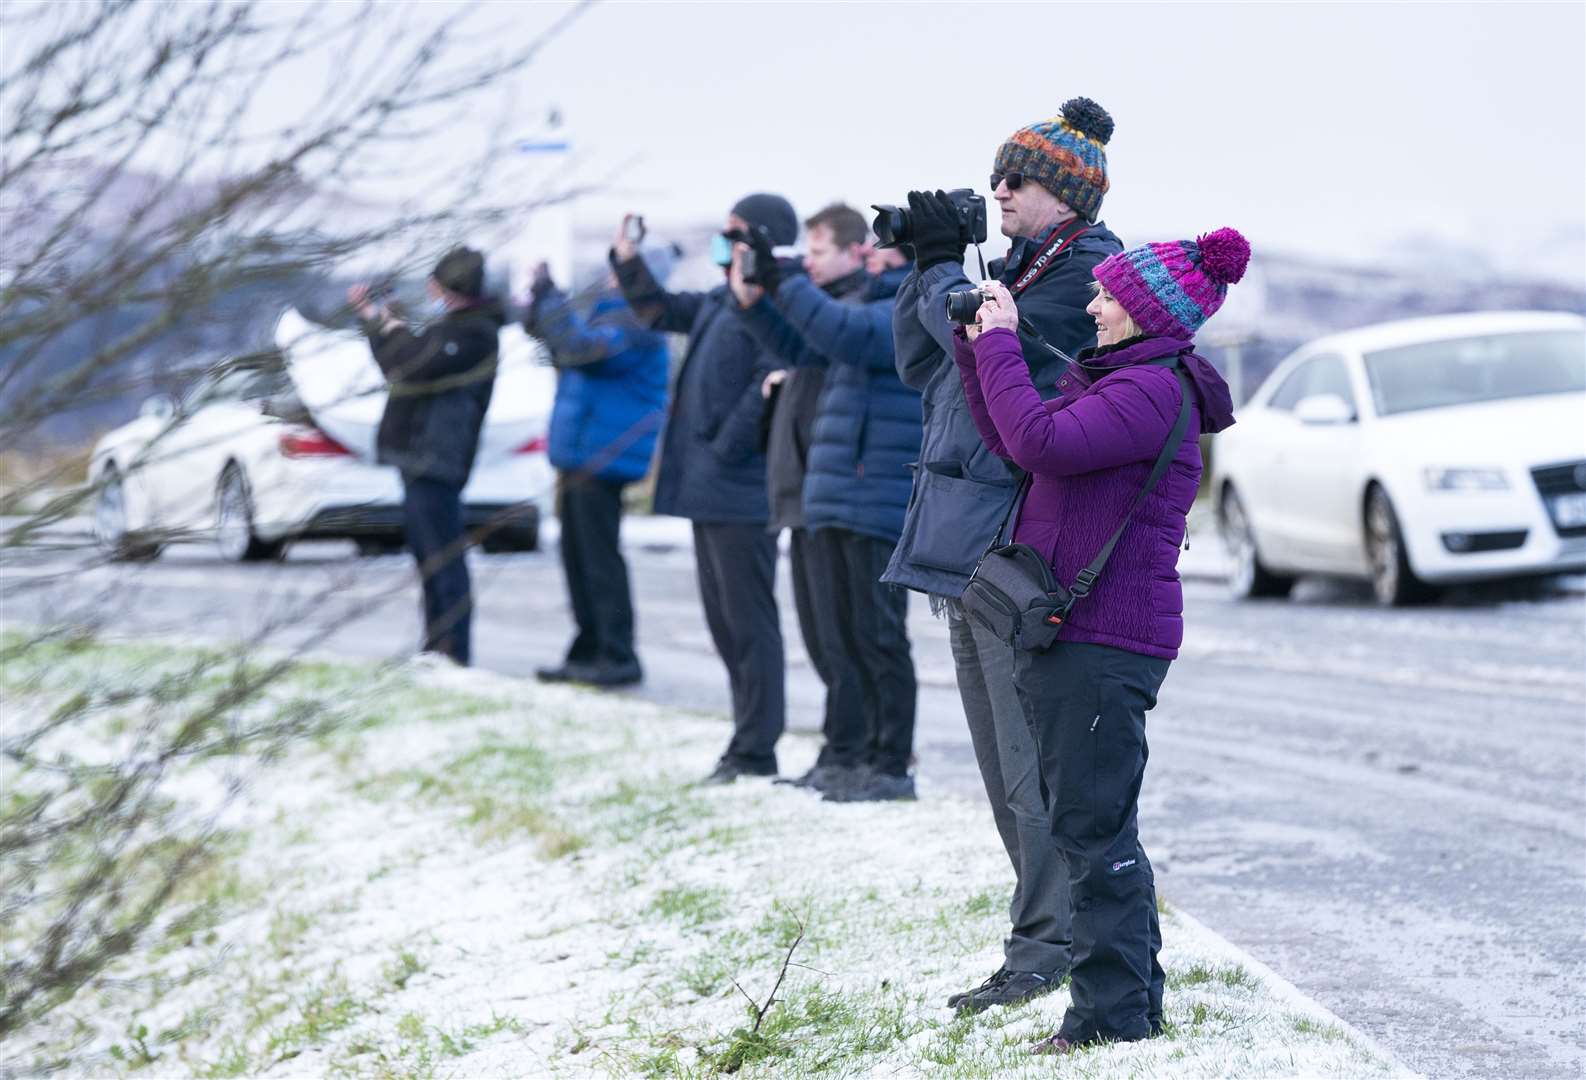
[1076,335,1236,434]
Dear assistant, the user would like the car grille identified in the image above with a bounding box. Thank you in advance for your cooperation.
[1532,460,1586,537]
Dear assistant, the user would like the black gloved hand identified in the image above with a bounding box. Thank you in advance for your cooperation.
[745,226,782,292]
[907,190,965,272]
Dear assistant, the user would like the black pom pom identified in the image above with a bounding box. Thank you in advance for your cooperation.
[1061,97,1114,145]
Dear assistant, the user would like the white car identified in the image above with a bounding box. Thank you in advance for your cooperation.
[1213,310,1586,605]
[90,309,556,562]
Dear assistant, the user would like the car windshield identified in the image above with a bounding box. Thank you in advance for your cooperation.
[1363,329,1584,416]
[184,354,291,409]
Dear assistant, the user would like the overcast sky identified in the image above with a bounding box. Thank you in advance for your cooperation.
[12,1,1581,283]
[487,0,1584,282]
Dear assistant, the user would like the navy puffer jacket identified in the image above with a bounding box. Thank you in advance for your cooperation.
[735,266,921,544]
[611,250,775,524]
[524,286,668,484]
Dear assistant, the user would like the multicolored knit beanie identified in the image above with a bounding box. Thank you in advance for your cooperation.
[992,97,1114,222]
[1092,227,1252,339]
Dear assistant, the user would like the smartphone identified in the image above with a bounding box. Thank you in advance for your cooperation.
[623,215,646,244]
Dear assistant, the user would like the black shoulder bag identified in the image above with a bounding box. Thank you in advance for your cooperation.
[961,361,1193,652]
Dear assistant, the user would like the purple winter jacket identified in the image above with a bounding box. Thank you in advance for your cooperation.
[955,327,1235,659]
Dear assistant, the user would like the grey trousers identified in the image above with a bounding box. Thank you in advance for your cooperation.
[947,601,1072,975]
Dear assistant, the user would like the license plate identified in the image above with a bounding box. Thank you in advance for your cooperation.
[1550,492,1586,528]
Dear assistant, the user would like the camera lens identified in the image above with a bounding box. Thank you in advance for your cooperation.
[869,204,912,249]
[944,289,982,324]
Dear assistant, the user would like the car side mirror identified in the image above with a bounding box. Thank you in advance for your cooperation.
[139,394,176,421]
[1294,393,1355,425]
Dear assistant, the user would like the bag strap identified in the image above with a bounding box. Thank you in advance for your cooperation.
[978,472,1028,559]
[1067,361,1194,602]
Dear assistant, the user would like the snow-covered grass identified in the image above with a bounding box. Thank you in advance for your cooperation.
[2,637,1413,1078]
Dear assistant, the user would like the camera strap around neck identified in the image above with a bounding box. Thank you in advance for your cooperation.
[1008,219,1091,297]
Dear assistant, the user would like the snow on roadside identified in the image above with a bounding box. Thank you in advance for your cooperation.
[7,646,1415,1078]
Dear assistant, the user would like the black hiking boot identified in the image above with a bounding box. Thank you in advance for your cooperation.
[946,966,1008,1009]
[955,969,1061,1013]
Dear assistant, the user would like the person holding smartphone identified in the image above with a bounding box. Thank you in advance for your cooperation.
[610,195,799,785]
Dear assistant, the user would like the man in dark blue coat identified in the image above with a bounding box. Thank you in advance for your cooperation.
[523,254,671,688]
[349,246,503,666]
[884,99,1128,1016]
[610,194,797,784]
[730,205,923,803]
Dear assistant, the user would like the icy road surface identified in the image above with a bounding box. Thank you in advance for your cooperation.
[4,533,1582,1080]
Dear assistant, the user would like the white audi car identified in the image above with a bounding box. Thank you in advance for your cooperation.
[1214,310,1586,605]
[90,309,556,561]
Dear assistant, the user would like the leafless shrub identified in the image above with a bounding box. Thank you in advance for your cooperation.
[0,0,593,1051]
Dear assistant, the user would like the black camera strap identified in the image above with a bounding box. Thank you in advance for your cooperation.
[1008,220,1091,297]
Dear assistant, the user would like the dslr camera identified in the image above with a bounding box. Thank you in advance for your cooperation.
[870,188,988,250]
[944,284,997,325]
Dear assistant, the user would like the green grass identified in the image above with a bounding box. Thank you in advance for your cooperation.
[649,885,728,929]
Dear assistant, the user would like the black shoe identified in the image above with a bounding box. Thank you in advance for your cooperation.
[956,969,1061,1013]
[823,771,915,803]
[578,661,643,688]
[774,763,857,792]
[946,966,1008,1009]
[534,664,577,683]
[699,759,776,786]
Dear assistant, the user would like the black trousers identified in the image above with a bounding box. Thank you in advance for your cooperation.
[1012,641,1170,1043]
[401,474,471,666]
[789,528,866,769]
[692,521,785,772]
[823,527,916,776]
[557,473,637,669]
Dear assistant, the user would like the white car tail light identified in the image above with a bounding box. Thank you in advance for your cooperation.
[280,426,353,458]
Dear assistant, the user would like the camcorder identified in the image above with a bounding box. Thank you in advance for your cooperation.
[870,188,988,250]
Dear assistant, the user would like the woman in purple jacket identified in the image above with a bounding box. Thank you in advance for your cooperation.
[956,228,1247,1054]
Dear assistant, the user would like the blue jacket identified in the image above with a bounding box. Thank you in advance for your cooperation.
[524,286,668,484]
[736,266,921,544]
[882,219,1123,597]
[611,251,775,524]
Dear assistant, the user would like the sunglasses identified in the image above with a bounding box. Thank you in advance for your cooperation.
[989,171,1025,192]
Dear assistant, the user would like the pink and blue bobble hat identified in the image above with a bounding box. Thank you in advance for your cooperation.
[1092,227,1251,339]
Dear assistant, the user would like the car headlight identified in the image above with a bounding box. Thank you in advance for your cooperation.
[1423,467,1509,492]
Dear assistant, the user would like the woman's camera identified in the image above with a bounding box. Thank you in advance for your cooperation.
[870,189,988,250]
[944,285,995,324]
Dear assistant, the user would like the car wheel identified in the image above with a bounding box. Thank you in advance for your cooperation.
[94,465,162,562]
[354,536,406,557]
[216,465,285,563]
[1364,485,1436,607]
[1220,485,1294,600]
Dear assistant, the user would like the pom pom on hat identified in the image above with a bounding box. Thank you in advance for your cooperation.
[1196,227,1250,285]
[1061,97,1114,145]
